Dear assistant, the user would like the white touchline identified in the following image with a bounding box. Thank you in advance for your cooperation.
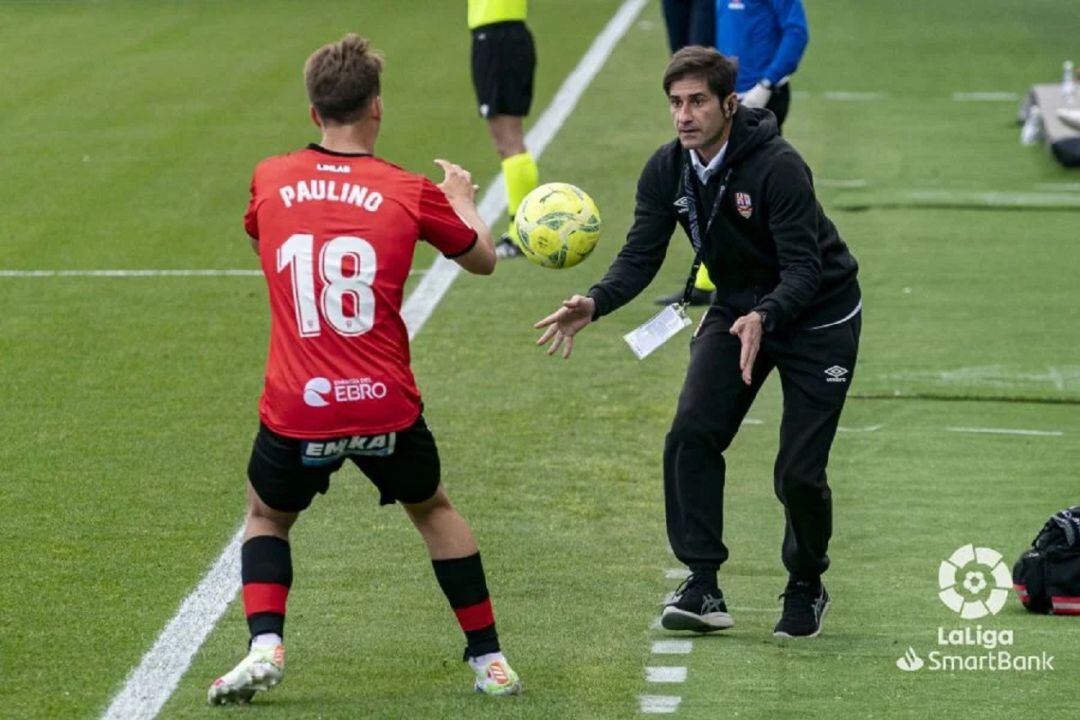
[651,640,694,655]
[945,427,1064,437]
[639,695,683,714]
[100,2,649,718]
[664,568,691,579]
[405,0,648,338]
[645,666,688,683]
[100,527,244,720]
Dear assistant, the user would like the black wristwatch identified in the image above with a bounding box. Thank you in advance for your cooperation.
[755,309,769,328]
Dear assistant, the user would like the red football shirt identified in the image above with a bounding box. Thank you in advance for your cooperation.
[244,145,477,438]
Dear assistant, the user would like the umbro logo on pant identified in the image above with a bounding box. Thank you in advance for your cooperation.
[824,365,849,383]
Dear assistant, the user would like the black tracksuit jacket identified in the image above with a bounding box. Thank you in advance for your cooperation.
[587,106,859,332]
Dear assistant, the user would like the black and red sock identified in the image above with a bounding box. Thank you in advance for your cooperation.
[432,552,500,657]
[241,535,292,640]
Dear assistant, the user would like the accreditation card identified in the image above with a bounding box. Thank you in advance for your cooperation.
[623,303,692,360]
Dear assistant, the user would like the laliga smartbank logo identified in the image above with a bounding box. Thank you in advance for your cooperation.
[937,544,1011,618]
[895,544,1055,673]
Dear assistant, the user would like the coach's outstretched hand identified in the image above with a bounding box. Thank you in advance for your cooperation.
[534,295,595,359]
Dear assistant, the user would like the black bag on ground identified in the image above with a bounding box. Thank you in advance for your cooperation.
[1012,505,1080,614]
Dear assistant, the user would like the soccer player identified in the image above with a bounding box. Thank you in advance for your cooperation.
[468,0,539,258]
[207,33,521,704]
[535,47,861,639]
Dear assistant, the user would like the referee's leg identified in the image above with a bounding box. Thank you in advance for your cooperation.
[771,315,861,580]
[664,310,772,572]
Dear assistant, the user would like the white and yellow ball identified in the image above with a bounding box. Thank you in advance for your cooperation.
[514,182,601,269]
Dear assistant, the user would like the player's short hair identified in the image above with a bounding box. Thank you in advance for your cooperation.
[662,46,736,100]
[304,33,384,124]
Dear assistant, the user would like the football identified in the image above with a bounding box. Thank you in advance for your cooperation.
[514,182,601,269]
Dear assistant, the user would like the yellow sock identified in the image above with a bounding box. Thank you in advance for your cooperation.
[502,151,538,234]
[694,264,715,292]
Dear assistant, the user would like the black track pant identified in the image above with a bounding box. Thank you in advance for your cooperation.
[663,305,861,580]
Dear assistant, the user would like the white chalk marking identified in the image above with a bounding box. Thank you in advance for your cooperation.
[100,3,648,718]
[946,427,1063,437]
[838,424,883,433]
[906,190,1080,207]
[402,0,647,338]
[1035,182,1080,192]
[823,91,886,101]
[651,640,694,655]
[645,666,687,683]
[818,178,869,189]
[742,418,764,425]
[952,91,1019,102]
[664,568,691,580]
[100,527,244,720]
[639,695,683,714]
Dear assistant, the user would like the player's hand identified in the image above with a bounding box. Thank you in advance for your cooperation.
[741,82,773,109]
[434,159,475,204]
[729,311,764,385]
[534,295,595,359]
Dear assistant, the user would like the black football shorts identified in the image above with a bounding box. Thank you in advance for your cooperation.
[470,20,536,118]
[247,415,440,512]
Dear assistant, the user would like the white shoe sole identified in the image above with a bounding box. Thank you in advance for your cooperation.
[661,606,734,632]
[773,598,831,639]
[207,664,283,705]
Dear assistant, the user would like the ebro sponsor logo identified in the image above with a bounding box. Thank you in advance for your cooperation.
[302,376,388,408]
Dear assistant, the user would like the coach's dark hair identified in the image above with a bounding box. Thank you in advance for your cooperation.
[662,46,736,100]
[304,33,383,124]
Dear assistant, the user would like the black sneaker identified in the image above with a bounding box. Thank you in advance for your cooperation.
[495,233,523,258]
[773,579,830,638]
[660,573,734,633]
[654,287,713,306]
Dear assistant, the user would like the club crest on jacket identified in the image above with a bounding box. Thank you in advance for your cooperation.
[735,192,753,219]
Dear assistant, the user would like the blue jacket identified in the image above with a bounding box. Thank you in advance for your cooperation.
[716,0,809,93]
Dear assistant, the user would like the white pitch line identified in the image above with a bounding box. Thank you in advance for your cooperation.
[741,418,764,425]
[952,91,1019,102]
[101,527,244,720]
[403,0,648,339]
[1035,182,1080,192]
[823,91,886,101]
[817,178,869,189]
[640,695,683,714]
[651,640,694,655]
[664,567,691,580]
[907,189,1080,207]
[100,3,648,719]
[946,426,1064,437]
[838,424,883,433]
[645,666,687,683]
[0,268,425,278]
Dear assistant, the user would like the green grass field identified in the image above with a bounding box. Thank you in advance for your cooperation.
[1,1,1077,718]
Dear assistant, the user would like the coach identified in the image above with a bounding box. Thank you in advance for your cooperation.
[535,47,861,639]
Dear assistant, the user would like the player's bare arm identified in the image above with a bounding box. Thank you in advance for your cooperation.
[434,158,495,275]
[534,294,595,359]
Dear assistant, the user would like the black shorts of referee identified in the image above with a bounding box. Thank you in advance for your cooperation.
[470,20,536,119]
